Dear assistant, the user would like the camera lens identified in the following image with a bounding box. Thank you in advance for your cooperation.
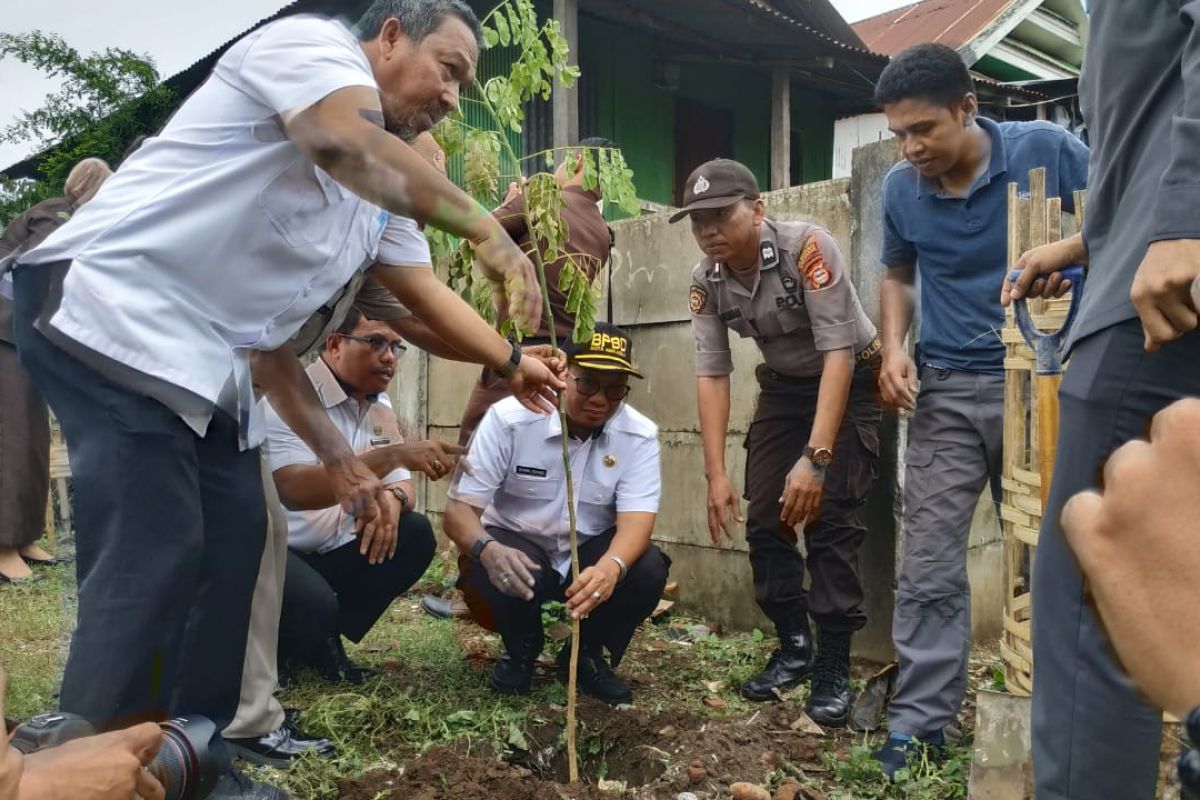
[148,716,221,800]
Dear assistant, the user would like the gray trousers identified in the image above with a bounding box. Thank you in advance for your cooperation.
[888,367,1004,736]
[1032,321,1200,799]
[222,460,288,740]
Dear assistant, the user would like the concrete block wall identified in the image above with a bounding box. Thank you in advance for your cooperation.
[395,138,1008,663]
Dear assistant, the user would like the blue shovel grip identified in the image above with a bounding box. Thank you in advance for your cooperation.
[1006,265,1085,375]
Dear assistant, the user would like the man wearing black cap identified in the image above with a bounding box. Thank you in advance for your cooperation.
[674,158,881,727]
[442,322,669,705]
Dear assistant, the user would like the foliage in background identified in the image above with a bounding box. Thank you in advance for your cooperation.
[0,31,173,226]
[426,0,638,344]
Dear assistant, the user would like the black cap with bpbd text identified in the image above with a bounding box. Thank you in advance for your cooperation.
[567,322,644,379]
[669,158,761,223]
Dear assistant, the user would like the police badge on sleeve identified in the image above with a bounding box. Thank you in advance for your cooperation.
[689,285,708,314]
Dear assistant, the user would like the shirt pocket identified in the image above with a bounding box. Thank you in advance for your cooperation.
[259,161,350,249]
[726,316,758,339]
[503,473,558,502]
[579,467,619,509]
[776,306,811,335]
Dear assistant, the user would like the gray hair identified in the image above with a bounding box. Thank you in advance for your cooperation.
[355,0,483,50]
[64,158,113,205]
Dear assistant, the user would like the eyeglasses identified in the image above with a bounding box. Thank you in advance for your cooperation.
[572,376,631,401]
[339,333,407,357]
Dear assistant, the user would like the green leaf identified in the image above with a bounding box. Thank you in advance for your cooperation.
[507,723,529,751]
[402,708,421,723]
[445,710,476,725]
[483,26,499,48]
[494,12,511,46]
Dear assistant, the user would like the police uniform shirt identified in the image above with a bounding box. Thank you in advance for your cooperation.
[262,358,411,554]
[21,16,432,447]
[449,396,661,579]
[688,220,877,378]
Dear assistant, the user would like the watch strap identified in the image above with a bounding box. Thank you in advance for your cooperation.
[494,339,522,379]
[470,534,495,562]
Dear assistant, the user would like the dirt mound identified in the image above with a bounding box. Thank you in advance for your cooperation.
[338,745,615,800]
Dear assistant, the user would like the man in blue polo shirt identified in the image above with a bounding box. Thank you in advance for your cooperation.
[869,44,1089,778]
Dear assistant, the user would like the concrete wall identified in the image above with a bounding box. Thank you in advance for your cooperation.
[395,138,1007,662]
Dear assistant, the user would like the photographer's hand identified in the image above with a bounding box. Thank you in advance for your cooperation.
[19,720,165,800]
[1,671,22,800]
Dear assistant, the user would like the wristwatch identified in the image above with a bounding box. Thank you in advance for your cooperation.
[470,534,496,562]
[803,445,834,471]
[388,485,408,508]
[493,339,522,379]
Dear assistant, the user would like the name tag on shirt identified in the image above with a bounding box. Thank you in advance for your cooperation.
[370,437,392,447]
[516,465,548,478]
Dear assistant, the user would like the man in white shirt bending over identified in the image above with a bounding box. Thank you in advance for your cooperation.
[9,2,560,796]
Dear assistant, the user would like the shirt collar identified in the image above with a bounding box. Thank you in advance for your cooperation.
[307,357,379,410]
[708,220,779,285]
[544,406,616,441]
[916,116,1008,199]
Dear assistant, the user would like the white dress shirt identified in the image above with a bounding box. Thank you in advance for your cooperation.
[263,358,410,555]
[449,397,662,578]
[22,16,427,447]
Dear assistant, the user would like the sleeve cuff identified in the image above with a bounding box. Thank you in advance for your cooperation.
[694,350,734,376]
[1149,184,1200,242]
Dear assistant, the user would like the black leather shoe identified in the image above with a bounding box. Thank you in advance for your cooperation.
[556,642,633,706]
[227,712,337,768]
[741,629,814,701]
[314,636,377,685]
[490,635,542,695]
[805,630,853,727]
[209,768,293,799]
[420,594,471,619]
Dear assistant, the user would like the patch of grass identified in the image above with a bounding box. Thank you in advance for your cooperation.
[0,554,74,720]
[824,740,971,800]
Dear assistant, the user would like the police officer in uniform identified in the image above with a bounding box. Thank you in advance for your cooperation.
[674,159,881,726]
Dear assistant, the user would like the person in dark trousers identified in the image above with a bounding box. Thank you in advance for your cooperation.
[676,158,882,727]
[9,3,563,798]
[421,136,617,621]
[443,323,669,706]
[0,158,109,583]
[870,44,1089,778]
[1004,3,1200,795]
[264,311,440,689]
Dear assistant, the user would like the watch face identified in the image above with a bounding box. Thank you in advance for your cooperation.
[810,447,833,467]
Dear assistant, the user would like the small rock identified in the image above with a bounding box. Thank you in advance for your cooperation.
[598,779,627,793]
[789,713,825,736]
[760,750,780,768]
[774,781,802,800]
[687,623,715,640]
[702,696,727,709]
[687,759,708,784]
[676,793,699,800]
[658,725,677,737]
[730,782,772,800]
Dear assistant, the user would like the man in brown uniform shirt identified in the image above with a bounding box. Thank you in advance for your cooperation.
[456,137,615,444]
[677,159,881,727]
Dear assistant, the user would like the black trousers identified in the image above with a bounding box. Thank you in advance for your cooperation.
[278,512,435,665]
[12,264,265,737]
[1032,322,1200,799]
[744,360,881,636]
[458,527,670,667]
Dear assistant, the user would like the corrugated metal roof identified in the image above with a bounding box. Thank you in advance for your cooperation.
[853,0,1017,55]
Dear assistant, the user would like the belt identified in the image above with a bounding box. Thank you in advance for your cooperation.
[855,337,882,365]
[760,337,882,385]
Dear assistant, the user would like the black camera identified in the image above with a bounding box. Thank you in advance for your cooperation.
[10,712,221,800]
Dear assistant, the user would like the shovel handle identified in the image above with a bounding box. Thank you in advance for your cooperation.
[1007,265,1086,375]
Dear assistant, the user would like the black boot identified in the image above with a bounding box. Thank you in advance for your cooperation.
[805,630,853,727]
[741,628,813,701]
[490,634,542,695]
[556,640,632,706]
[314,636,377,685]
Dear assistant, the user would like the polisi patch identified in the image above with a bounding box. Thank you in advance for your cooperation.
[689,285,708,314]
[693,175,710,194]
[516,465,548,478]
[799,236,834,290]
